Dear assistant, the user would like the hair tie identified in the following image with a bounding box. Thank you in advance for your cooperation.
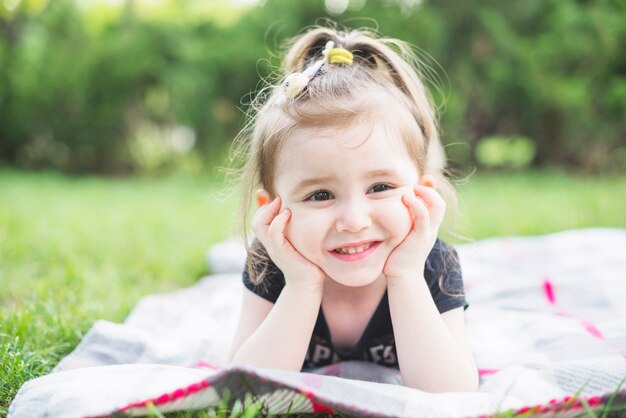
[328,48,354,65]
[283,41,353,100]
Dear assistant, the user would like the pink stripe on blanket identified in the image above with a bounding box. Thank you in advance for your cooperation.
[478,368,499,377]
[194,361,220,370]
[542,279,556,305]
[543,278,604,339]
[302,372,324,389]
[542,278,626,358]
[581,320,605,339]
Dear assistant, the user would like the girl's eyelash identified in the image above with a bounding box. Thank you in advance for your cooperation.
[305,190,334,202]
[369,183,394,193]
[304,183,394,202]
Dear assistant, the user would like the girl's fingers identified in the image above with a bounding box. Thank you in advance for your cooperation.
[413,184,445,210]
[402,193,430,233]
[267,208,291,248]
[266,209,303,266]
[413,185,446,224]
[262,209,323,281]
[251,196,281,234]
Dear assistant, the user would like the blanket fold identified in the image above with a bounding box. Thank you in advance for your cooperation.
[9,228,626,417]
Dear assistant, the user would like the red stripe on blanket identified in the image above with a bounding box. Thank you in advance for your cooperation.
[116,378,211,413]
[302,390,335,413]
[496,392,607,417]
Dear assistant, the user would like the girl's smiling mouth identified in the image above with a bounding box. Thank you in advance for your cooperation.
[330,241,382,261]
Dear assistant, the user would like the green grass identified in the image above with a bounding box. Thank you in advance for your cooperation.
[1,168,625,415]
[449,169,626,241]
[0,169,237,415]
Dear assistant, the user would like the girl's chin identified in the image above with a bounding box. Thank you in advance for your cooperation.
[324,272,384,288]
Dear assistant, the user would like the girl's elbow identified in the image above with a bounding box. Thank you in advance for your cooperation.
[406,367,479,393]
[467,362,480,391]
[227,343,243,365]
[227,353,249,368]
[464,379,480,393]
[462,366,480,392]
[472,369,480,391]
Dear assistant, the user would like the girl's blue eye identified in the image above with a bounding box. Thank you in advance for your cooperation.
[307,191,333,201]
[369,183,392,193]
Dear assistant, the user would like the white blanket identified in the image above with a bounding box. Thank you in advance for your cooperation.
[8,228,626,417]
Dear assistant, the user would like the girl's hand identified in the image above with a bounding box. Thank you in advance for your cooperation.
[251,196,326,290]
[383,176,446,282]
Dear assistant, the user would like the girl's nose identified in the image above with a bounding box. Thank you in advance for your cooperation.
[335,199,372,233]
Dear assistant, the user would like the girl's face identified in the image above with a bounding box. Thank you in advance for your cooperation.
[271,122,420,287]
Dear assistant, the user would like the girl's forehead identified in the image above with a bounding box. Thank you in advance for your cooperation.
[285,120,407,154]
[274,121,417,181]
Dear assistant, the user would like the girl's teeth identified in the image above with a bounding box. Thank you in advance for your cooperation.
[336,243,372,254]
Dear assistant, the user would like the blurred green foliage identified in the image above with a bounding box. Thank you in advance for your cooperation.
[475,135,536,169]
[0,0,624,174]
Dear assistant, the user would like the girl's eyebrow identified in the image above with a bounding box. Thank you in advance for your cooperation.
[291,176,335,194]
[367,168,403,179]
[290,169,403,195]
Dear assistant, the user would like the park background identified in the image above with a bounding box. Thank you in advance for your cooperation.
[1,0,625,414]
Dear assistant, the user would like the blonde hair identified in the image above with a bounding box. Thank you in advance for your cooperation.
[232,25,459,287]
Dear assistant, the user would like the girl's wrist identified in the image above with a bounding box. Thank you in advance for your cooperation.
[283,278,325,299]
[385,270,427,291]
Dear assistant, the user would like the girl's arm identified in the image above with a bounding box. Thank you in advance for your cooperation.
[229,282,322,371]
[229,195,326,370]
[384,179,478,392]
[229,194,326,370]
[387,278,478,392]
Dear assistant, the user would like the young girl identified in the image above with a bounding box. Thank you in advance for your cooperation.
[228,26,478,393]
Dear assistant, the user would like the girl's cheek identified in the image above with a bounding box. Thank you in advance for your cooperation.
[380,197,413,239]
[283,209,309,246]
[399,205,414,237]
[285,208,326,260]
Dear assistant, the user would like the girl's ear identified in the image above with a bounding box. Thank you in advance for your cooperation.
[419,175,436,189]
[256,189,272,207]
